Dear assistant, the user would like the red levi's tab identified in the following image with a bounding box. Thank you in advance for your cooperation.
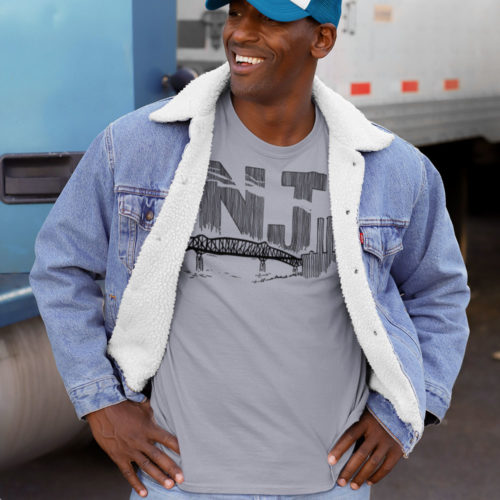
[359,230,364,244]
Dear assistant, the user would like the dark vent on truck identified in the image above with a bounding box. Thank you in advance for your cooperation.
[0,152,83,204]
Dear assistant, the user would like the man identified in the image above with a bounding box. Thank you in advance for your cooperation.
[29,0,470,498]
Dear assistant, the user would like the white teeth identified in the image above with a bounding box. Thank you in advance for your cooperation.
[235,54,264,65]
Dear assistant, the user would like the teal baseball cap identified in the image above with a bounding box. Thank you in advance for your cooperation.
[205,0,342,27]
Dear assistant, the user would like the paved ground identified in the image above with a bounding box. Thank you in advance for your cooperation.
[1,214,499,500]
[372,214,500,500]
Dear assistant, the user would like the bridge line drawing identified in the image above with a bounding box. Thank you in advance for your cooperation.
[187,215,335,278]
[187,235,302,274]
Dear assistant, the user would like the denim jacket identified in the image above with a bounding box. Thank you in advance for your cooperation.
[29,63,470,457]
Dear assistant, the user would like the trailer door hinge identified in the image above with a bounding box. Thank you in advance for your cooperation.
[342,0,357,36]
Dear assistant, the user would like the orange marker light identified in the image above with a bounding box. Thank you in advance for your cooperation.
[351,82,371,96]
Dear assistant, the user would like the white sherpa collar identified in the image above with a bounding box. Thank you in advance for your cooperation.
[149,62,393,153]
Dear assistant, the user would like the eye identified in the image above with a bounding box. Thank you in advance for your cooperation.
[228,9,241,18]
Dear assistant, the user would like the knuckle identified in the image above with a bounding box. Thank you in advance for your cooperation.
[148,445,172,466]
[139,457,152,469]
[346,429,358,441]
[120,466,135,479]
[353,449,368,460]
[151,425,169,440]
[149,448,164,463]
[369,454,383,466]
[380,463,393,474]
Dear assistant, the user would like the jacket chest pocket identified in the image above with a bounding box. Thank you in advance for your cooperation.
[359,223,405,289]
[117,191,166,273]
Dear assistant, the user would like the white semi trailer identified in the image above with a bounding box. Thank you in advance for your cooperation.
[176,0,500,256]
[178,0,500,146]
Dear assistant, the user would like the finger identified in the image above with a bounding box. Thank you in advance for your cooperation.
[149,425,181,455]
[143,443,184,484]
[118,460,148,498]
[134,452,176,490]
[328,424,364,465]
[366,448,403,485]
[336,439,376,487]
[350,444,389,489]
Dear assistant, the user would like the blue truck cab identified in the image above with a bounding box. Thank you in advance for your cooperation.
[0,0,177,468]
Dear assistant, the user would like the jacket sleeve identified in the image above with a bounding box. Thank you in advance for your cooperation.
[390,150,471,424]
[29,127,146,420]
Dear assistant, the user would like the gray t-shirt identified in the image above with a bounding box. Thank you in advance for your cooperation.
[150,88,369,495]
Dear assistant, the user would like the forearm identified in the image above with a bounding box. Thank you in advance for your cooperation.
[29,127,139,419]
[29,233,127,419]
[392,151,471,418]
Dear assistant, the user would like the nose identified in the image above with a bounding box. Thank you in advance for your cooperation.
[230,12,260,44]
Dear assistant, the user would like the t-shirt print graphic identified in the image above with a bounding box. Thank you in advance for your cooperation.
[183,160,337,283]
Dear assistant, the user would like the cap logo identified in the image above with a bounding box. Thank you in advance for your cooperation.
[290,0,312,9]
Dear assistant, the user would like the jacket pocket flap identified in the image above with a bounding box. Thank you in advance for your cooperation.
[117,192,165,231]
[360,225,404,260]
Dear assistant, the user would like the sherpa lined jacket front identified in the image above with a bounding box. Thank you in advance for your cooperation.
[29,63,470,457]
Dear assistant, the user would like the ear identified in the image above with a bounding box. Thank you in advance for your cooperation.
[310,23,337,59]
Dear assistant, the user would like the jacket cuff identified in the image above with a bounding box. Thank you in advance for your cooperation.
[424,382,450,423]
[366,390,422,457]
[69,375,146,420]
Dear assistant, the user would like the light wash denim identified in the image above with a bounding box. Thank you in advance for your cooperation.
[129,469,371,500]
[29,74,470,458]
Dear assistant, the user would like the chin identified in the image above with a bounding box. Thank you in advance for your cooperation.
[229,77,272,102]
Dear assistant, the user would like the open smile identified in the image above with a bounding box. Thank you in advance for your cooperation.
[230,51,266,74]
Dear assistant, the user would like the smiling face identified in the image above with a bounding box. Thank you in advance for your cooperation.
[223,0,331,104]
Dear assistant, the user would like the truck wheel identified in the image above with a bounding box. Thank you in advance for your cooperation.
[0,316,91,470]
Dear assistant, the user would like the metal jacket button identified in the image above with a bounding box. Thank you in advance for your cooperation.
[145,210,154,221]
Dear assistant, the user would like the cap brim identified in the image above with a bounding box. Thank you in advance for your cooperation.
[205,0,309,23]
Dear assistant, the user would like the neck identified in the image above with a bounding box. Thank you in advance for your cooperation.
[230,82,316,147]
